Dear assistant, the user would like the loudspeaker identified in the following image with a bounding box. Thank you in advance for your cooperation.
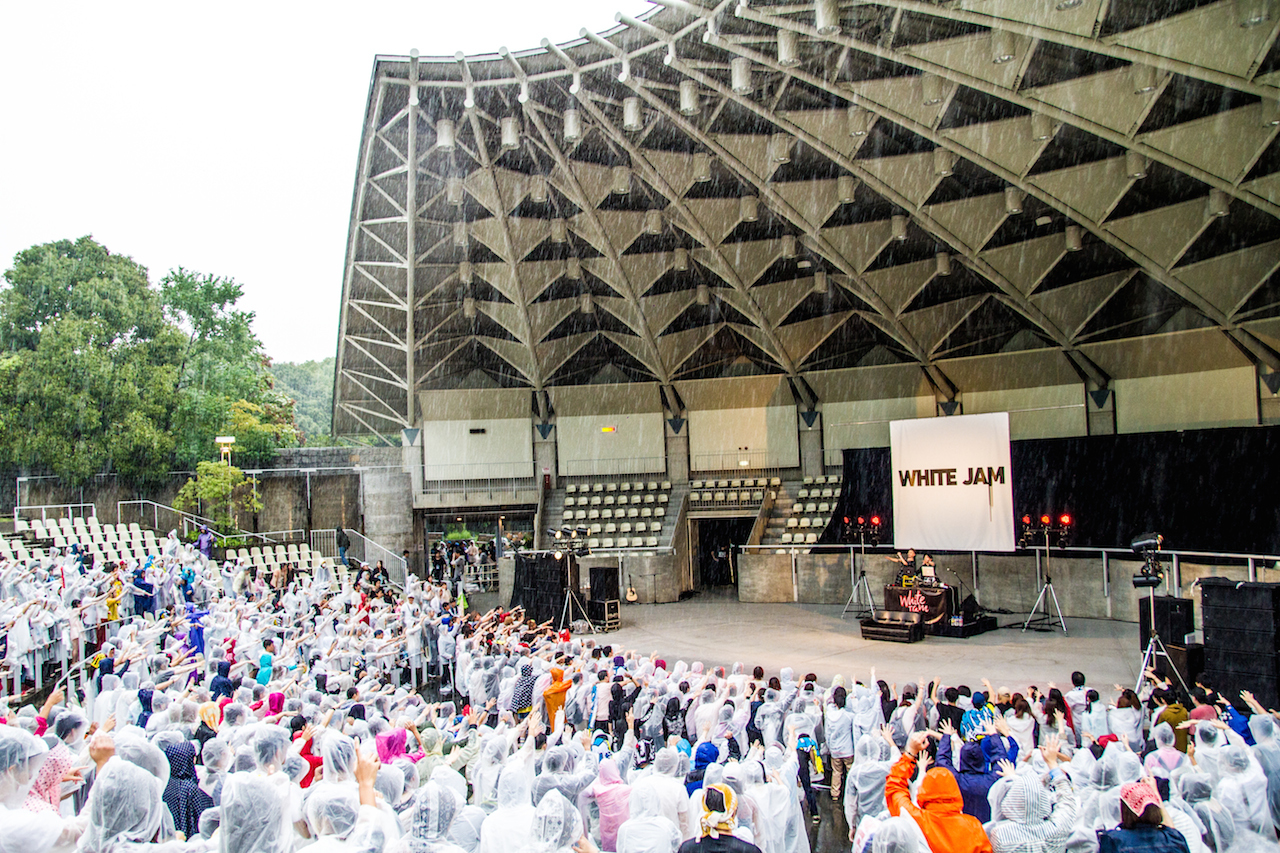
[590,566,620,603]
[1160,643,1204,689]
[1200,577,1280,709]
[959,594,981,621]
[1139,596,1195,650]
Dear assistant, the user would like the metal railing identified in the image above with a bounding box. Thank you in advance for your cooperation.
[14,503,99,521]
[422,477,538,501]
[116,500,300,545]
[422,460,535,480]
[310,528,408,588]
[561,456,667,478]
[691,449,785,473]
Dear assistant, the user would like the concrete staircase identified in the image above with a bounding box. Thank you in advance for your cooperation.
[760,481,803,548]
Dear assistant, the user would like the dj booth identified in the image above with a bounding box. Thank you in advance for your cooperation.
[880,578,998,639]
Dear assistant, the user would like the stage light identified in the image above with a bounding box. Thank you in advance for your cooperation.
[1059,514,1072,526]
[1031,112,1056,141]
[530,175,549,204]
[453,220,468,248]
[563,108,583,143]
[1040,515,1051,525]
[731,57,754,95]
[1005,186,1024,214]
[1126,150,1148,179]
[740,194,759,222]
[550,218,568,243]
[1021,515,1031,525]
[891,214,908,241]
[777,29,801,67]
[847,101,873,137]
[813,269,828,294]
[769,132,794,164]
[459,261,473,285]
[1131,64,1158,94]
[696,283,711,305]
[837,175,857,204]
[500,116,520,151]
[437,119,457,151]
[1238,0,1273,28]
[933,148,956,176]
[870,516,881,526]
[935,252,952,277]
[921,74,944,106]
[1208,189,1230,218]
[991,29,1016,64]
[623,97,643,132]
[854,517,862,525]
[463,296,476,319]
[1064,225,1083,252]
[1055,0,1084,8]
[815,0,841,34]
[680,80,701,116]
[554,550,563,560]
[644,209,663,235]
[693,152,713,182]
[579,293,595,314]
[612,165,632,195]
[674,247,690,271]
[781,234,798,259]
[446,176,464,206]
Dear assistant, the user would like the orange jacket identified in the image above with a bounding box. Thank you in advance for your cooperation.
[886,754,993,853]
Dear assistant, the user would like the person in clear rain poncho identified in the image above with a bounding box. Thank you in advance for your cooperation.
[616,775,681,853]
[391,781,465,853]
[520,789,583,853]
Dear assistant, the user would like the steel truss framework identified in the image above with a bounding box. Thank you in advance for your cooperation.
[334,0,1280,439]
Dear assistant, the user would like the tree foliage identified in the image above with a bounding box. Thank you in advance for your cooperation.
[270,357,334,444]
[0,237,302,484]
[173,460,263,533]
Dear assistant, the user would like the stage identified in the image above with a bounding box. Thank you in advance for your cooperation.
[604,588,1141,691]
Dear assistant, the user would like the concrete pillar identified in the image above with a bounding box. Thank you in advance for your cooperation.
[401,430,423,494]
[665,421,689,483]
[534,429,557,488]
[798,410,824,478]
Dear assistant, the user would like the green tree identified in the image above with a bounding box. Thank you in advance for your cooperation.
[160,268,298,468]
[0,237,183,482]
[173,459,263,533]
[271,357,334,443]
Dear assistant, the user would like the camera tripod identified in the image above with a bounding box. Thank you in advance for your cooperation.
[1135,576,1190,697]
[558,553,596,634]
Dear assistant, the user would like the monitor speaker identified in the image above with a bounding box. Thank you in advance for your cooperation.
[590,566,620,602]
[1139,595,1195,650]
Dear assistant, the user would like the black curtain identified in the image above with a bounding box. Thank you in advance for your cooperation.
[822,425,1280,555]
[509,553,565,624]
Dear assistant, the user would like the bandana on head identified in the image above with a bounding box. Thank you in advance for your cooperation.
[700,783,738,839]
[1120,780,1162,817]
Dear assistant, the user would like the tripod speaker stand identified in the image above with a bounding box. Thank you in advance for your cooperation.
[1132,541,1189,697]
[555,552,595,634]
[841,521,881,620]
[1021,521,1068,634]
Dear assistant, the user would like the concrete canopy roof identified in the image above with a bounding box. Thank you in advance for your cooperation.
[333,0,1280,440]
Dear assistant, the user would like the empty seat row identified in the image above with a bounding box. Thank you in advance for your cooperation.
[803,475,842,485]
[566,481,671,494]
[785,517,829,529]
[779,532,820,544]
[582,522,663,535]
[791,501,831,514]
[691,477,780,489]
[565,494,667,506]
[690,491,765,503]
[588,536,661,549]
[565,506,667,521]
[795,487,837,499]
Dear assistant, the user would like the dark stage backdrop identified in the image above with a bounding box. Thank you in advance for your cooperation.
[509,553,566,625]
[821,425,1280,555]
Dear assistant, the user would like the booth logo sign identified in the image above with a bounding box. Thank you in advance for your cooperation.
[897,467,1006,487]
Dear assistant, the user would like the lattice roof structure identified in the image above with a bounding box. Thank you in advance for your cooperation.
[334,0,1280,440]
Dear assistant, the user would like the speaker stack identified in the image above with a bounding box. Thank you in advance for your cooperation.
[1200,578,1280,709]
[588,566,621,631]
[1138,595,1202,691]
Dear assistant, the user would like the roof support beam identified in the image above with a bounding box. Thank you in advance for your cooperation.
[736,5,1280,220]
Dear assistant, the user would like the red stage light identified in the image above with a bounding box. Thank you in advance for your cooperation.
[1059,514,1072,526]
[845,517,852,525]
[854,516,862,525]
[1021,515,1031,525]
[870,516,881,526]
[1040,515,1051,525]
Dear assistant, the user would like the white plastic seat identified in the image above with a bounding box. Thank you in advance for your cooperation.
[566,484,577,494]
[805,533,818,544]
[692,480,704,489]
[796,489,809,499]
[620,522,632,534]
[619,537,631,547]
[803,476,814,485]
[635,522,647,533]
[563,510,574,521]
[647,481,659,491]
[650,523,662,535]
[641,507,652,518]
[644,494,655,504]
[620,482,630,492]
[658,494,669,504]
[654,507,666,518]
[786,517,798,528]
[714,491,726,502]
[575,510,587,520]
[628,508,639,518]
[799,518,812,528]
[753,491,764,501]
[770,477,781,486]
[606,482,618,492]
[781,533,793,543]
[805,502,817,513]
[661,481,671,490]
[818,502,830,513]
[601,509,613,519]
[593,483,604,493]
[726,492,738,502]
[821,488,834,499]
[602,494,613,505]
[590,523,602,534]
[628,495,640,505]
[591,496,602,506]
[602,538,614,548]
[588,509,600,520]
[588,538,600,548]
[605,523,617,534]
[730,479,742,488]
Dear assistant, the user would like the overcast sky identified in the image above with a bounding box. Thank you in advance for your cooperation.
[0,1,652,364]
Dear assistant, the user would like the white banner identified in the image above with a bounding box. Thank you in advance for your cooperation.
[889,412,1015,552]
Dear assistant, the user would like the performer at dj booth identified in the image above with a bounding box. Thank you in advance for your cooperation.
[884,550,955,627]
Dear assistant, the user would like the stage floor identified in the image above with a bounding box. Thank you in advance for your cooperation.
[604,587,1142,693]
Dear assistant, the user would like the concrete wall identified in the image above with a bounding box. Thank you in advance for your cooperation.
[1115,367,1257,433]
[822,397,935,449]
[965,384,1088,440]
[688,405,800,469]
[421,418,532,479]
[558,413,666,475]
[739,553,794,602]
[797,552,854,604]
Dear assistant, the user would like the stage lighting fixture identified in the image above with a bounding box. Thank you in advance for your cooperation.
[781,234,798,259]
[777,29,801,67]
[769,132,794,164]
[740,194,759,222]
[990,29,1016,64]
[731,57,754,95]
[554,550,563,560]
[847,101,873,137]
[680,80,701,116]
[1131,64,1158,94]
[935,253,952,277]
[579,293,595,314]
[1238,0,1273,27]
[623,97,643,131]
[611,165,632,195]
[693,152,713,182]
[563,108,583,143]
[566,257,582,280]
[1208,189,1230,218]
[1055,0,1085,8]
[1064,225,1083,252]
[675,247,690,271]
[446,176,464,206]
[644,209,663,235]
[933,147,956,176]
[696,284,711,305]
[1031,112,1056,141]
[815,0,842,34]
[854,516,862,525]
[837,175,857,204]
[463,297,476,319]
[1040,514,1051,525]
[1131,532,1163,553]
[1059,514,1072,526]
[1022,515,1031,524]
[870,516,881,526]
[550,218,568,243]
[1005,186,1024,214]
[921,73,944,106]
[500,116,520,151]
[453,221,468,248]
[437,119,457,150]
[891,215,908,241]
[530,175,549,204]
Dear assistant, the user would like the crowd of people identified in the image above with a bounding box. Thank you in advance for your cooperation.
[2,527,1280,853]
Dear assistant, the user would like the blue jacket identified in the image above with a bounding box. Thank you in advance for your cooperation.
[935,733,1016,822]
[1097,826,1190,853]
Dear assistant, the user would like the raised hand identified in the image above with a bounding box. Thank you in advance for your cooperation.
[997,758,1017,779]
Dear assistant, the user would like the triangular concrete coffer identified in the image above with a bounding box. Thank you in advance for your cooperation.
[667,417,686,434]
[799,410,819,427]
[535,423,554,439]
[939,400,961,416]
[1089,389,1112,408]
[400,428,420,446]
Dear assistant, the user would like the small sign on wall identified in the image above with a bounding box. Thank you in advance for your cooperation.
[601,426,616,433]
